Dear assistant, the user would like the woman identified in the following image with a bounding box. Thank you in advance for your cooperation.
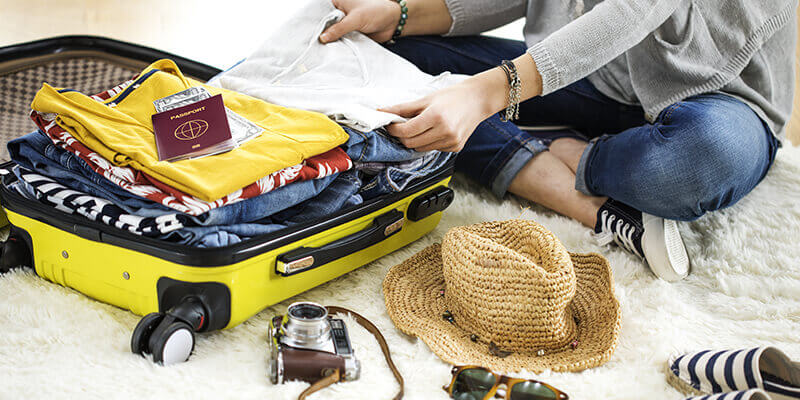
[319,0,794,281]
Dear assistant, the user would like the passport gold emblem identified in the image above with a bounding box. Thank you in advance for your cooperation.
[174,119,208,141]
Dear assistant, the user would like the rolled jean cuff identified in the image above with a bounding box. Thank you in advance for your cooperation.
[574,138,599,196]
[491,139,549,198]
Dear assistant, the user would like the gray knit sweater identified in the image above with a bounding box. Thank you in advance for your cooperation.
[443,0,798,137]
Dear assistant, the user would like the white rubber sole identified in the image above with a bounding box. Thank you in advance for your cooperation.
[642,214,690,282]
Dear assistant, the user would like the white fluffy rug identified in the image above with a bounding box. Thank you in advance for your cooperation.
[2,146,800,400]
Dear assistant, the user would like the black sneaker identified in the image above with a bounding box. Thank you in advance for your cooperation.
[594,199,690,281]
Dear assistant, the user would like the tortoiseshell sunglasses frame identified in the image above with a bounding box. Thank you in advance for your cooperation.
[443,365,569,400]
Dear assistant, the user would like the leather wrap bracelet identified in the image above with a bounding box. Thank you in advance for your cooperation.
[499,60,521,122]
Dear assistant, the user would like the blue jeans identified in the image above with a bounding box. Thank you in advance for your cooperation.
[7,131,336,224]
[7,132,170,214]
[8,128,447,247]
[386,35,779,221]
[358,151,455,200]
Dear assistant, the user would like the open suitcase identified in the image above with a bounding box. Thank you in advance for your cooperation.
[0,36,455,364]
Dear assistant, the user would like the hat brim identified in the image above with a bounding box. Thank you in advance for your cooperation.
[382,243,621,373]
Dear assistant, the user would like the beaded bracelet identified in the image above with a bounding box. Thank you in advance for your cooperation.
[499,60,521,122]
[390,0,408,42]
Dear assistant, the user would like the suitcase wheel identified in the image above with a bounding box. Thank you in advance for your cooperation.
[130,296,206,365]
[131,312,165,356]
[150,320,195,366]
[0,236,31,273]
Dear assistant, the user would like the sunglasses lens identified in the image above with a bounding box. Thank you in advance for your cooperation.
[452,368,496,400]
[509,381,559,400]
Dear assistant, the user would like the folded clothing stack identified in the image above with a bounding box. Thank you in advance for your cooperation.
[7,59,453,248]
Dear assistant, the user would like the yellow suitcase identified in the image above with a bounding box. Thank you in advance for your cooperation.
[0,36,455,365]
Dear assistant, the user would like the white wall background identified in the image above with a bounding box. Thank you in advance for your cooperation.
[0,0,525,69]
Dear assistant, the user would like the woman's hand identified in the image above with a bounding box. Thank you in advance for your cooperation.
[319,0,401,43]
[381,54,543,153]
[380,69,510,152]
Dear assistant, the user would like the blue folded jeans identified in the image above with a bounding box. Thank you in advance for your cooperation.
[7,131,169,214]
[8,127,448,247]
[8,126,424,226]
[386,35,779,221]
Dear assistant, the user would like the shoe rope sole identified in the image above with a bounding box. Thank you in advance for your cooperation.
[665,362,707,397]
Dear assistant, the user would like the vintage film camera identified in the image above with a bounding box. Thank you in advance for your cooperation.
[268,302,361,384]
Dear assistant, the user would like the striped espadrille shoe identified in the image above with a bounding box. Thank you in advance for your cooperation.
[667,347,800,400]
[685,389,771,400]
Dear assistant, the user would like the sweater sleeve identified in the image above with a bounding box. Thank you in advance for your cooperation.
[527,0,681,95]
[443,0,527,36]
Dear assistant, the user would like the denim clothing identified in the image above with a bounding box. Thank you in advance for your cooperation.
[9,126,419,226]
[31,59,349,202]
[7,130,336,225]
[577,93,779,221]
[358,151,455,200]
[9,125,446,247]
[135,136,445,246]
[8,163,332,247]
[342,126,427,163]
[270,171,364,225]
[7,131,170,214]
[12,167,188,237]
[387,35,779,221]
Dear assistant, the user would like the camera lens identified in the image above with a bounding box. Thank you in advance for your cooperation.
[282,302,332,350]
[288,302,327,321]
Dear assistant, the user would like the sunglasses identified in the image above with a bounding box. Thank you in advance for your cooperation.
[443,366,569,400]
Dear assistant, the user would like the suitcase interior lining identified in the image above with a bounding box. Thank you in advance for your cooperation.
[0,52,142,161]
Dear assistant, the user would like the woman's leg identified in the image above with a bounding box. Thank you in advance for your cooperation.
[573,93,778,221]
[386,36,644,227]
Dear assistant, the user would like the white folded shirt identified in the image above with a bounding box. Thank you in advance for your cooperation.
[210,0,467,132]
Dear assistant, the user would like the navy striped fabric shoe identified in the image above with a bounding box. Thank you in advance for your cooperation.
[667,347,800,400]
[684,389,771,400]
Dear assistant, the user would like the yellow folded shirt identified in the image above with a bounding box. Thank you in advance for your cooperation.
[30,59,348,201]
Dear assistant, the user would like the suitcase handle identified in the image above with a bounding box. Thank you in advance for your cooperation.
[275,209,405,276]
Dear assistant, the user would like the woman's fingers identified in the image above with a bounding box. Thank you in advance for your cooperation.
[319,14,362,43]
[401,124,463,151]
[379,99,426,118]
[414,138,454,152]
[398,125,445,148]
[386,110,438,141]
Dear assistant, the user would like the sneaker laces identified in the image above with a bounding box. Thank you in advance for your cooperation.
[594,210,643,258]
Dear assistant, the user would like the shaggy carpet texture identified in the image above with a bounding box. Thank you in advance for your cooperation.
[2,146,800,400]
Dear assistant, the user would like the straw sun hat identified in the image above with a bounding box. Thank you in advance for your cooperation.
[383,219,621,373]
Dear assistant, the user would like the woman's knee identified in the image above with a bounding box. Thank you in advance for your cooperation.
[645,96,773,218]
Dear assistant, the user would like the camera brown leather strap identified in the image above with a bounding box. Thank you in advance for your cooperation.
[297,306,404,400]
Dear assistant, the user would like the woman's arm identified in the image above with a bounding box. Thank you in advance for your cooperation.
[443,0,527,36]
[384,0,681,152]
[319,0,453,43]
[380,53,541,152]
[528,0,680,95]
[319,0,527,43]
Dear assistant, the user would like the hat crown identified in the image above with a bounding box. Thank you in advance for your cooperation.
[441,220,577,352]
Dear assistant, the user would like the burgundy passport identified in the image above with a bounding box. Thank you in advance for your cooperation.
[151,94,234,162]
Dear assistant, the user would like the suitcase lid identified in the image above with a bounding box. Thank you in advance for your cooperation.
[0,35,221,161]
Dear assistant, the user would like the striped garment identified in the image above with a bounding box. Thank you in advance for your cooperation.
[12,166,187,237]
[29,77,352,216]
[685,389,770,400]
[668,347,800,400]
